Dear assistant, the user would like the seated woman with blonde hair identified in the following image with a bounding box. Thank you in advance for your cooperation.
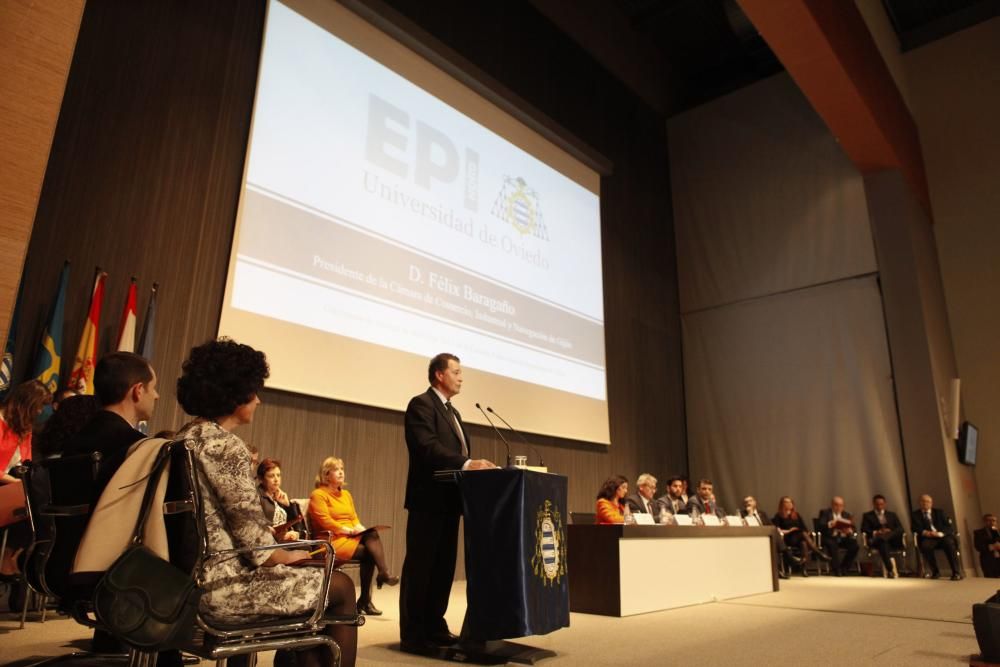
[308,457,398,616]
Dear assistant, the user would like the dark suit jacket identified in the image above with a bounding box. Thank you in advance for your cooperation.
[860,510,903,542]
[686,494,725,518]
[404,388,470,514]
[974,527,1000,556]
[259,490,303,530]
[817,509,856,540]
[626,493,662,518]
[911,507,955,538]
[62,410,146,502]
[657,494,687,515]
[739,509,772,526]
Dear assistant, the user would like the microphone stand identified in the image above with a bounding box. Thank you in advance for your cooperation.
[487,406,545,468]
[476,403,512,468]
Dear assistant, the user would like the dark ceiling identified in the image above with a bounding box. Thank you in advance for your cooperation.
[608,0,998,110]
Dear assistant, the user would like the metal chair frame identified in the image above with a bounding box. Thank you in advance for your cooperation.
[861,530,908,577]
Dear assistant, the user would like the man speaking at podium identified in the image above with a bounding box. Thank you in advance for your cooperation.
[400,353,496,655]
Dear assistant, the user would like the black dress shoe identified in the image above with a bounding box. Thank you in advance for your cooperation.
[778,571,790,579]
[801,567,809,577]
[950,573,963,581]
[930,571,941,579]
[785,553,803,565]
[358,600,382,615]
[400,640,438,656]
[428,630,460,646]
[377,572,400,589]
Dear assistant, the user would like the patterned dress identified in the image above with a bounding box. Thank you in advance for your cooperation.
[176,420,324,624]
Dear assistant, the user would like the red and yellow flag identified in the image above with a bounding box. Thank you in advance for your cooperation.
[68,271,108,394]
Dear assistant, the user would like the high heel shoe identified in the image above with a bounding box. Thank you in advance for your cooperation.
[376,572,400,589]
[358,600,382,616]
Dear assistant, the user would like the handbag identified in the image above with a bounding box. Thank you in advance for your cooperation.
[93,444,204,650]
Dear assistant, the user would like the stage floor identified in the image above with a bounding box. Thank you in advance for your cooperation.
[3,576,997,666]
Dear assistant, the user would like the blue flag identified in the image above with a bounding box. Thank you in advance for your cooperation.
[32,262,70,393]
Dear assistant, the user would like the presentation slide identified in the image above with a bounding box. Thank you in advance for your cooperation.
[219,0,610,444]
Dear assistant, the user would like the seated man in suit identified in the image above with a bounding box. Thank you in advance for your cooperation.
[686,479,725,518]
[625,473,663,522]
[974,513,1000,578]
[911,494,963,580]
[861,494,904,578]
[818,496,860,576]
[657,476,687,515]
[742,495,798,578]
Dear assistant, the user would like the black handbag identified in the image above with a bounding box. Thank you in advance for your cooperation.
[93,445,204,650]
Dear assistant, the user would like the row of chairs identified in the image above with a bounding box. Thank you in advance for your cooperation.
[13,441,363,666]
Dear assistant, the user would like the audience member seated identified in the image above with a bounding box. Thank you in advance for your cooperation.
[657,476,687,515]
[52,387,79,411]
[741,495,798,579]
[1,380,51,484]
[0,380,53,572]
[679,477,690,505]
[175,338,357,667]
[817,496,860,576]
[32,394,99,459]
[595,475,631,524]
[62,352,159,502]
[911,494,962,580]
[861,494,904,578]
[257,458,302,542]
[773,496,830,576]
[973,513,1000,578]
[309,456,398,616]
[686,479,725,518]
[625,473,662,521]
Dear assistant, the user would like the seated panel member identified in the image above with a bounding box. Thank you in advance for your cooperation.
[773,496,830,576]
[911,494,963,580]
[626,473,662,521]
[256,458,302,542]
[686,479,725,518]
[657,476,688,515]
[817,496,860,576]
[742,495,798,579]
[974,513,1000,578]
[860,494,904,578]
[595,475,631,525]
[309,456,398,615]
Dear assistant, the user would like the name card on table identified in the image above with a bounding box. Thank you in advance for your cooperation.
[673,514,693,526]
[744,515,760,527]
[702,514,722,526]
[633,513,655,525]
[725,515,745,526]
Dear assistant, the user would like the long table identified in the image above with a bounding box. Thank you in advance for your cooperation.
[567,524,779,616]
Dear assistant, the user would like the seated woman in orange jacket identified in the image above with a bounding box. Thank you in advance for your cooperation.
[308,456,398,616]
[595,475,632,524]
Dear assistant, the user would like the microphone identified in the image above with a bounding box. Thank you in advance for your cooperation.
[476,403,512,468]
[487,406,544,468]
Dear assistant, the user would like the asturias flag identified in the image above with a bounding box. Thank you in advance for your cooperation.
[67,270,107,394]
[116,279,137,352]
[32,261,71,393]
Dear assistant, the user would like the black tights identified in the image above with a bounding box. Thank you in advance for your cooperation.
[229,570,357,667]
[352,530,391,604]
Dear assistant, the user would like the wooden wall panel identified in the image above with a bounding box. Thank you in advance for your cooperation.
[0,0,84,350]
[15,0,686,577]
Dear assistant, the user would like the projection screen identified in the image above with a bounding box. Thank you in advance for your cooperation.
[219,0,609,444]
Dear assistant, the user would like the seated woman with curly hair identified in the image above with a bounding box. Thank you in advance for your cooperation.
[175,338,357,667]
[309,456,398,616]
[595,475,632,524]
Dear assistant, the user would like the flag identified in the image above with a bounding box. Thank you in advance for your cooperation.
[137,282,158,360]
[32,261,71,393]
[116,278,138,352]
[0,279,25,398]
[67,269,107,395]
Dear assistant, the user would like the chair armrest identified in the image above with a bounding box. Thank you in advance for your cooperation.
[39,503,91,517]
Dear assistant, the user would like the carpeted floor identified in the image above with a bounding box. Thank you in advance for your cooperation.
[2,576,997,666]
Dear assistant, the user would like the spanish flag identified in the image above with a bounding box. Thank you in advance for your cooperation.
[67,270,107,394]
[31,261,71,393]
[116,278,138,352]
